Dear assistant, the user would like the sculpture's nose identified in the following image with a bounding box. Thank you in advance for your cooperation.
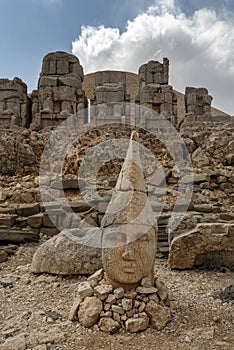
[122,243,136,260]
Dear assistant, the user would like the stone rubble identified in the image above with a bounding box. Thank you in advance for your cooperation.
[69,268,173,333]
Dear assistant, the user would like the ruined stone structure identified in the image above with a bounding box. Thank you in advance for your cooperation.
[0,52,225,130]
[137,58,178,127]
[91,71,131,125]
[185,87,213,117]
[0,77,30,127]
[31,52,87,128]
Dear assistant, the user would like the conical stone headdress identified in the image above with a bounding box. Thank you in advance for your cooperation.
[101,130,158,248]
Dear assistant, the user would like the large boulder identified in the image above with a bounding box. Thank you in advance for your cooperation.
[168,223,234,269]
[31,228,102,275]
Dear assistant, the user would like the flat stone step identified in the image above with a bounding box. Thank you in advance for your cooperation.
[158,246,170,254]
[0,228,39,243]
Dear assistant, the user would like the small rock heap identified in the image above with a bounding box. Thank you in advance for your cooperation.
[69,131,174,332]
[69,269,174,333]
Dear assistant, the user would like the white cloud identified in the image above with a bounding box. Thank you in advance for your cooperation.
[72,0,234,114]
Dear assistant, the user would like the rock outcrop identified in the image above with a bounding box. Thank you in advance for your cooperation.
[168,223,234,269]
[31,229,102,275]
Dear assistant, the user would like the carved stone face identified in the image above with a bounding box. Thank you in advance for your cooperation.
[102,227,156,288]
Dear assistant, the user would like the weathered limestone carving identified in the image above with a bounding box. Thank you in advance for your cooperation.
[70,132,173,332]
[91,71,130,124]
[185,87,213,117]
[101,131,158,289]
[32,51,87,128]
[0,77,30,127]
[137,58,177,126]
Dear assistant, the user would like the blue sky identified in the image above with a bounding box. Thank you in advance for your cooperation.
[0,0,233,114]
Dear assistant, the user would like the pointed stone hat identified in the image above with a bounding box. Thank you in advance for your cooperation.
[101,130,158,248]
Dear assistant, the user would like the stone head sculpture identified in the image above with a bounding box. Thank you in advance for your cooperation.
[101,131,158,290]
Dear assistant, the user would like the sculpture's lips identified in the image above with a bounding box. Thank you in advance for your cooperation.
[122,261,137,273]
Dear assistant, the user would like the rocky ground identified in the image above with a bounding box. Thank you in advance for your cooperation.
[0,244,233,350]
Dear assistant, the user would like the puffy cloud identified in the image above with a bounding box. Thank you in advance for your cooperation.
[72,0,234,114]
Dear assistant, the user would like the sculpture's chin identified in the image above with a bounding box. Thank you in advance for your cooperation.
[104,274,141,290]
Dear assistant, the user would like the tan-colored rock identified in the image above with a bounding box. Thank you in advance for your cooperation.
[0,249,8,263]
[136,286,158,294]
[125,317,149,333]
[113,287,125,299]
[68,295,82,321]
[77,281,93,299]
[146,301,171,330]
[168,223,234,269]
[98,317,120,333]
[87,268,104,284]
[78,296,103,327]
[0,189,6,202]
[1,334,26,350]
[155,279,168,302]
[122,298,133,311]
[94,284,113,300]
[106,294,116,304]
[102,131,158,290]
[31,229,102,275]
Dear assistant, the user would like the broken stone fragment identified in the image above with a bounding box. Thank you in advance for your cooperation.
[94,284,113,300]
[0,333,27,350]
[168,223,234,269]
[155,279,168,302]
[125,317,149,333]
[146,301,171,330]
[98,317,120,333]
[78,296,103,327]
[87,268,104,284]
[77,281,93,299]
[0,249,8,263]
[68,295,82,321]
[31,229,102,275]
[122,298,133,311]
[136,286,158,294]
[114,287,125,299]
